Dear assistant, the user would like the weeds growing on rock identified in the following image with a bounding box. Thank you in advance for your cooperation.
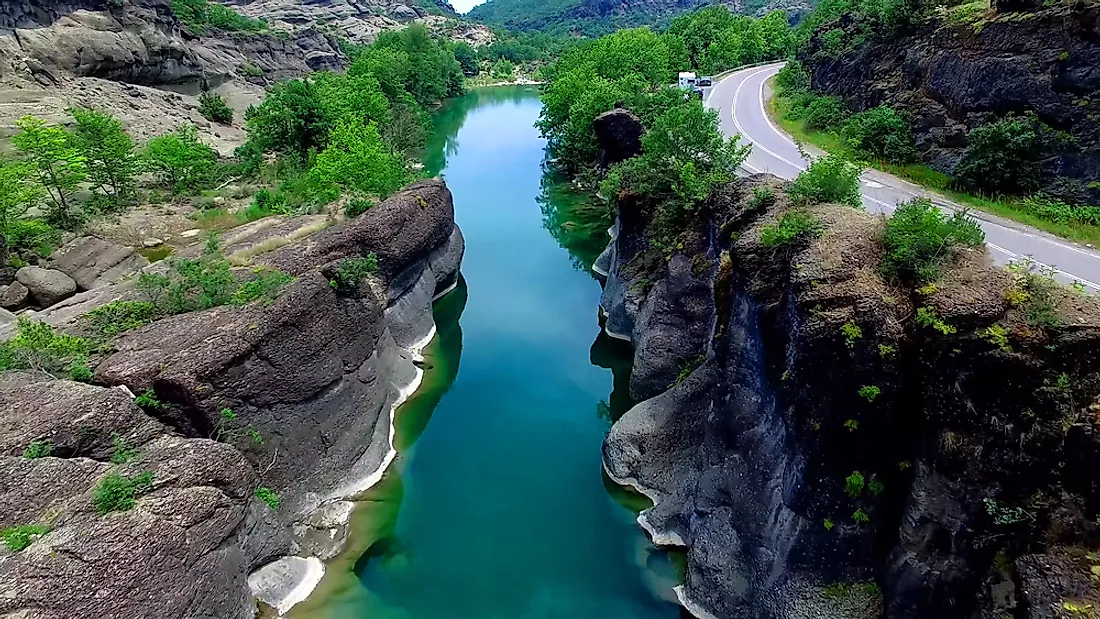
[879,198,984,283]
[93,470,154,515]
[22,440,53,459]
[852,509,870,525]
[87,301,159,338]
[877,343,896,358]
[787,150,862,208]
[841,321,862,348]
[329,254,379,292]
[868,479,884,495]
[670,354,706,387]
[135,388,165,413]
[1006,258,1062,328]
[983,497,1031,525]
[823,518,835,531]
[916,307,956,335]
[110,433,140,465]
[747,186,776,212]
[0,317,93,378]
[846,471,865,497]
[213,408,265,448]
[982,324,1012,352]
[760,210,823,249]
[858,385,881,402]
[344,197,375,219]
[254,486,280,510]
[198,92,233,125]
[844,419,859,432]
[1,524,50,552]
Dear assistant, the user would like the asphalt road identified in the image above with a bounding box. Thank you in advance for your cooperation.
[705,62,1100,291]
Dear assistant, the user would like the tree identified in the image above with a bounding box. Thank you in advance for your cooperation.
[491,58,515,80]
[0,158,45,263]
[307,120,409,203]
[143,125,218,193]
[381,95,430,157]
[68,107,139,206]
[12,116,87,229]
[198,92,234,124]
[243,79,328,158]
[952,114,1051,196]
[452,41,480,76]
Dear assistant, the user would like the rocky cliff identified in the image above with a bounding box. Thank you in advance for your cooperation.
[802,1,1100,205]
[597,164,1100,616]
[0,179,464,618]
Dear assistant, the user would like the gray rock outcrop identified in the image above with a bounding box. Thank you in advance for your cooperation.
[593,107,645,168]
[15,267,76,307]
[0,281,29,309]
[49,236,149,290]
[0,178,464,618]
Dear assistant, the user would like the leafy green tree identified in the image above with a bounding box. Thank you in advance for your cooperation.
[842,106,916,163]
[307,120,409,203]
[12,116,87,229]
[349,46,413,103]
[198,92,234,124]
[788,151,863,207]
[452,41,480,76]
[68,107,139,205]
[0,159,45,264]
[371,24,464,107]
[953,114,1052,196]
[143,125,218,193]
[381,96,430,157]
[602,102,750,240]
[244,79,328,158]
[313,72,391,129]
[491,58,516,80]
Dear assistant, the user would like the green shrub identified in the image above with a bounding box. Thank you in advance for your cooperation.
[868,479,884,495]
[86,301,159,337]
[982,324,1012,352]
[878,198,985,282]
[93,470,154,515]
[1006,259,1062,328]
[788,152,863,207]
[878,343,896,357]
[69,356,93,383]
[842,106,916,163]
[852,509,870,525]
[230,268,294,306]
[858,385,881,402]
[760,210,823,249]
[787,93,849,131]
[255,486,280,510]
[135,388,165,413]
[4,218,60,263]
[198,92,233,125]
[239,62,264,78]
[916,307,956,335]
[1017,195,1100,227]
[846,471,865,497]
[344,197,375,219]
[775,60,810,94]
[1,524,49,552]
[22,440,53,459]
[0,317,93,375]
[329,255,379,292]
[841,321,863,347]
[953,114,1053,196]
[171,0,266,33]
[143,126,218,194]
[110,433,140,464]
[747,186,776,211]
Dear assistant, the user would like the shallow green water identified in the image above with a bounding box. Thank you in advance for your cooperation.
[305,86,683,619]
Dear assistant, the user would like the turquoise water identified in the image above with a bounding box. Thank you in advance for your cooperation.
[303,86,682,619]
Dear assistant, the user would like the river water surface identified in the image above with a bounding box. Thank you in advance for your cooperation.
[294,86,682,619]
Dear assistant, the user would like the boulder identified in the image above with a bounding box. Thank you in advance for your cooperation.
[0,308,15,328]
[593,107,644,168]
[48,236,149,290]
[390,4,421,21]
[0,281,29,309]
[15,267,77,307]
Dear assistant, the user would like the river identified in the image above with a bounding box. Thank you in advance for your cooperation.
[292,85,683,619]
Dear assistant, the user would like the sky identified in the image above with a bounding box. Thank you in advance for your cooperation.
[450,0,486,13]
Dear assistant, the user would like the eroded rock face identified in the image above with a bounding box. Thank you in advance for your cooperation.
[0,179,464,618]
[598,174,1100,619]
[593,108,645,169]
[802,3,1100,204]
[49,236,149,290]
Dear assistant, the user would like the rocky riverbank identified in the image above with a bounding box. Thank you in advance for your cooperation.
[595,128,1100,618]
[0,179,463,618]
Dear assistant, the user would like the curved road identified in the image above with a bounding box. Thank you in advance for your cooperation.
[706,63,1100,290]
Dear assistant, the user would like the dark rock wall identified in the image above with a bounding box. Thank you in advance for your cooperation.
[599,175,1100,619]
[803,3,1100,205]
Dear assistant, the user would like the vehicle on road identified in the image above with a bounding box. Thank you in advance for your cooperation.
[696,76,713,87]
[677,71,697,90]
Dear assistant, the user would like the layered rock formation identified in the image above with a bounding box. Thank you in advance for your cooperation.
[597,172,1100,618]
[0,179,464,618]
[802,1,1100,205]
[230,0,494,46]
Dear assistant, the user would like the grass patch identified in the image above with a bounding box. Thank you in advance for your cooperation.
[93,470,154,515]
[1,524,50,552]
[760,210,824,248]
[768,91,1100,246]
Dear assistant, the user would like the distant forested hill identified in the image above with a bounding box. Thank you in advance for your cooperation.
[466,0,813,35]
